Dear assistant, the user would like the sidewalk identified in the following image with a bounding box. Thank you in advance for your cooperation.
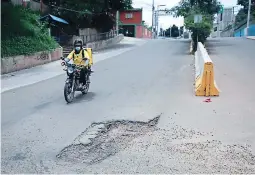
[1,37,147,93]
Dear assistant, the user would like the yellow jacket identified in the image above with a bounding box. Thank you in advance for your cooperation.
[67,49,92,66]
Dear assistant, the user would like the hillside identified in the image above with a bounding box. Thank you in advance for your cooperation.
[1,2,58,58]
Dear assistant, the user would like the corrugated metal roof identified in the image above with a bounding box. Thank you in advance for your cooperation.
[49,15,69,24]
[39,14,69,24]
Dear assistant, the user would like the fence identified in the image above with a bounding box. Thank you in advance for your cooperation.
[81,30,118,43]
[57,30,118,46]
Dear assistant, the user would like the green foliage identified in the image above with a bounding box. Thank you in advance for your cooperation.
[235,0,255,28]
[165,25,180,37]
[237,0,255,15]
[180,26,184,35]
[235,8,247,27]
[45,0,133,33]
[1,3,58,58]
[171,0,221,18]
[170,0,220,52]
[2,36,58,57]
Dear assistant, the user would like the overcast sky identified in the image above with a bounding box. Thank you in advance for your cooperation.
[132,0,239,29]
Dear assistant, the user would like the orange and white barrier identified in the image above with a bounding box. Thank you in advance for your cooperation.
[194,42,219,96]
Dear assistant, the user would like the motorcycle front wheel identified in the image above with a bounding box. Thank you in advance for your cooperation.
[82,76,90,94]
[64,82,75,103]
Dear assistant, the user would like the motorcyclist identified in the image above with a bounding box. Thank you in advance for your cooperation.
[67,39,92,89]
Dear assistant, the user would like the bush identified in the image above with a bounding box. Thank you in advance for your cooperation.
[1,2,58,58]
[1,35,58,57]
[184,13,212,52]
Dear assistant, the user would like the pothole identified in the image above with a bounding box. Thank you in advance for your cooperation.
[56,115,161,164]
[56,115,255,173]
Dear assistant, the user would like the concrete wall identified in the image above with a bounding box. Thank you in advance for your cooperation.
[86,34,124,50]
[64,30,116,46]
[217,8,233,31]
[220,29,233,37]
[234,24,255,37]
[1,47,63,74]
[136,25,152,38]
[11,0,49,13]
[79,28,99,43]
[136,26,143,38]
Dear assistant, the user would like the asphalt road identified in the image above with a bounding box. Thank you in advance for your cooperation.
[1,39,193,173]
[2,38,255,173]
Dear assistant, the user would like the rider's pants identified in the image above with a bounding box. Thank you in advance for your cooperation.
[79,68,87,85]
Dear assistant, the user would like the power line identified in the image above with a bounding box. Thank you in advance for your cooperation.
[36,0,110,15]
[50,4,108,15]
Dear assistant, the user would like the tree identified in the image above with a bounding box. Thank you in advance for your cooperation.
[235,8,247,27]
[237,0,255,15]
[164,25,180,37]
[171,24,180,37]
[43,0,133,33]
[180,26,184,35]
[235,0,255,28]
[170,0,221,52]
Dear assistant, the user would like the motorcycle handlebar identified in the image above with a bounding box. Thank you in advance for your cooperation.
[61,57,89,69]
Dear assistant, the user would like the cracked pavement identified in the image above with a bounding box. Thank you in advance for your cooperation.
[1,38,255,173]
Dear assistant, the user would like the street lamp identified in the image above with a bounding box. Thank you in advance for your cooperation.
[156,4,166,37]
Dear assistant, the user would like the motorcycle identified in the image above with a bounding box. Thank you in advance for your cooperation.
[61,57,91,103]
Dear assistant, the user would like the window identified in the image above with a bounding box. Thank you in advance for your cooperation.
[125,13,133,19]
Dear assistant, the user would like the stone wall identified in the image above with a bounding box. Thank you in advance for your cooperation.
[1,47,63,74]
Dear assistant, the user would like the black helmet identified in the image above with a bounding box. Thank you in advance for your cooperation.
[74,39,83,47]
[74,39,83,53]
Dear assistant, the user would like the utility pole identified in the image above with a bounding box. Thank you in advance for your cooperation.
[116,10,119,35]
[40,0,42,13]
[151,0,155,39]
[246,0,252,36]
[155,12,158,38]
[217,14,220,37]
[231,6,235,37]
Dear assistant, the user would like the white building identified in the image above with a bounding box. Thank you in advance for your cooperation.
[217,8,234,31]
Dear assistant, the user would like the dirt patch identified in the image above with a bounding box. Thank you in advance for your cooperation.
[56,115,161,164]
[56,115,255,173]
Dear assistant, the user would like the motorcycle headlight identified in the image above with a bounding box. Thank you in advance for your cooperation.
[67,67,74,74]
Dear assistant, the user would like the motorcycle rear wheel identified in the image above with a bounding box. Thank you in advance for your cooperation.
[64,83,75,103]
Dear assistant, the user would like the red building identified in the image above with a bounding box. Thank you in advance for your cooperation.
[119,8,152,38]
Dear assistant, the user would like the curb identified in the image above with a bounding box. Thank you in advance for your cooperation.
[246,36,255,40]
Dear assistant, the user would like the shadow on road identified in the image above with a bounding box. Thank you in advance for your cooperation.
[205,41,217,55]
[206,38,244,55]
[68,91,96,104]
[169,39,191,56]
